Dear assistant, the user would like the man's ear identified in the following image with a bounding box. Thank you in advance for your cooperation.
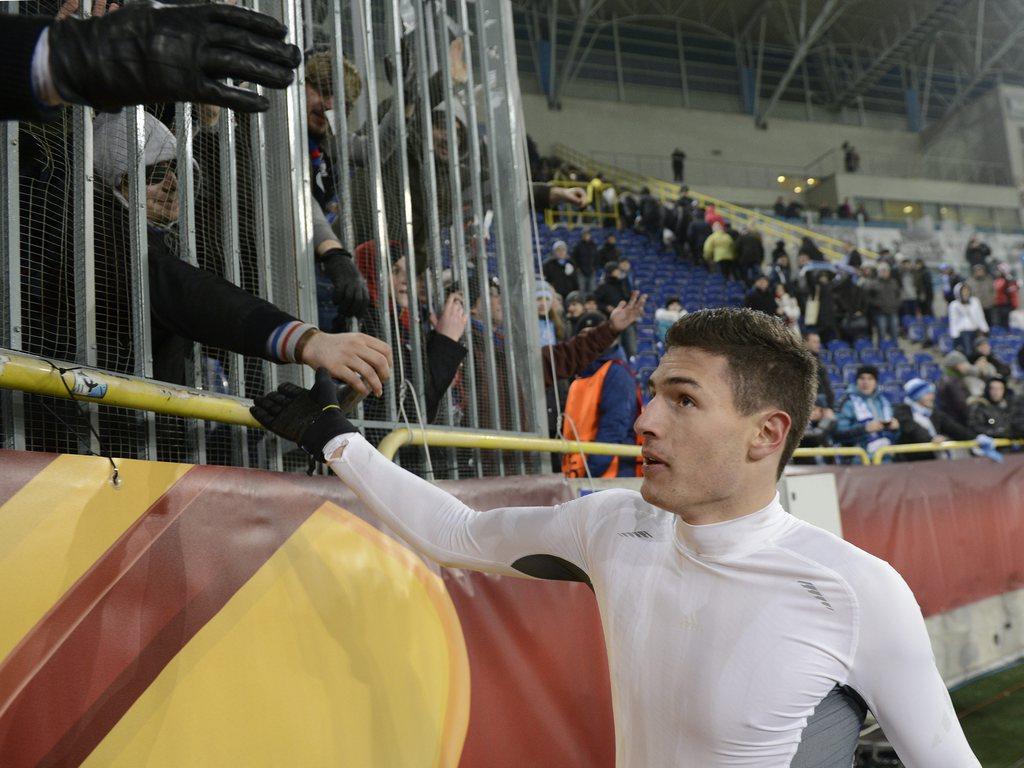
[749,410,791,464]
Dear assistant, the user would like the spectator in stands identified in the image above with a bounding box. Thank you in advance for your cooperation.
[768,253,793,293]
[305,52,343,223]
[598,233,621,264]
[618,257,635,292]
[965,235,992,270]
[846,248,863,269]
[818,203,833,220]
[913,258,934,316]
[775,283,801,337]
[854,203,869,222]
[897,259,918,320]
[572,229,600,294]
[543,240,579,300]
[639,188,664,244]
[796,394,836,461]
[560,316,642,478]
[866,262,901,342]
[90,110,392,397]
[773,197,786,217]
[744,276,777,317]
[842,142,860,172]
[704,203,725,228]
[784,199,804,220]
[938,263,963,303]
[798,236,825,262]
[703,221,737,280]
[837,198,853,219]
[804,332,835,409]
[948,283,989,356]
[1012,382,1024,438]
[969,336,1012,380]
[892,378,974,461]
[735,225,765,285]
[565,291,586,333]
[671,148,686,183]
[937,351,978,428]
[687,210,713,267]
[835,365,899,460]
[596,260,631,315]
[993,262,1019,328]
[655,297,686,343]
[968,378,1013,439]
[771,239,788,262]
[966,264,996,326]
[584,294,600,314]
[536,279,557,346]
[833,272,870,343]
[804,271,839,343]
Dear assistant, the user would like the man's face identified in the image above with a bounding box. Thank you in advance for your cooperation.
[919,392,935,409]
[584,299,598,313]
[536,295,551,315]
[667,301,682,313]
[990,381,1006,403]
[755,278,769,291]
[555,245,568,260]
[976,340,991,356]
[856,373,877,396]
[804,333,821,354]
[582,231,591,241]
[567,300,584,318]
[636,348,765,515]
[607,236,616,245]
[306,83,333,138]
[432,122,451,162]
[810,405,823,422]
[973,266,986,278]
[619,260,631,273]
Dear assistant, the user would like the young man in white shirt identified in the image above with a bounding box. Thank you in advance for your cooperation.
[252,307,979,768]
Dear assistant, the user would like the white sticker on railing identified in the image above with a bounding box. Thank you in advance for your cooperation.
[70,371,108,400]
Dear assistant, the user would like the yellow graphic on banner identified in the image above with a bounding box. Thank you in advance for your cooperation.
[0,455,190,662]
[84,502,470,768]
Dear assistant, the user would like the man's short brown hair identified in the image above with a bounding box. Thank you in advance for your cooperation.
[305,52,362,107]
[665,308,818,477]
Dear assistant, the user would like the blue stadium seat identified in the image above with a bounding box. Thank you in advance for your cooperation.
[913,353,934,366]
[853,338,873,352]
[859,350,885,365]
[827,339,851,352]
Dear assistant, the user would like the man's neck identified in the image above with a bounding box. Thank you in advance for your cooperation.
[670,484,779,527]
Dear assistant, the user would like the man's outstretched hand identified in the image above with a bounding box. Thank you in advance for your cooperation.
[609,291,647,332]
[49,2,301,112]
[250,368,359,461]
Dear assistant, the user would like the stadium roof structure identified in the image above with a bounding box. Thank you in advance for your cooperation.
[511,0,1024,127]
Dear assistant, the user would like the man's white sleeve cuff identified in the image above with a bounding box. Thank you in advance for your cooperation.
[323,432,362,462]
[31,28,64,107]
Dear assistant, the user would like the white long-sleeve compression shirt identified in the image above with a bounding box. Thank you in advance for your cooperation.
[326,433,979,768]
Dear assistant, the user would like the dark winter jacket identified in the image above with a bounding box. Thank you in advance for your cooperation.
[866,276,902,314]
[744,287,778,316]
[936,374,972,428]
[736,233,765,269]
[968,397,1013,438]
[572,238,600,276]
[595,275,632,314]
[543,257,579,300]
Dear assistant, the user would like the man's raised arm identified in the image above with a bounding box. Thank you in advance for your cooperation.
[251,369,592,582]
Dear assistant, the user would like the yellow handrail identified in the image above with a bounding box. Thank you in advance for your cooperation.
[0,350,260,427]
[551,143,879,262]
[872,438,1023,464]
[378,427,871,466]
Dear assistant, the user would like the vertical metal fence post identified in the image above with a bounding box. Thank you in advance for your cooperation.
[250,96,282,471]
[125,106,157,458]
[1,113,25,450]
[434,0,482,476]
[458,0,505,475]
[382,0,429,433]
[329,3,355,254]
[175,102,206,464]
[218,105,250,466]
[72,102,99,454]
[413,0,459,478]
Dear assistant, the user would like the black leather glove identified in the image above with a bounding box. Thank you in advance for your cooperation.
[250,368,361,462]
[320,247,370,318]
[48,2,301,113]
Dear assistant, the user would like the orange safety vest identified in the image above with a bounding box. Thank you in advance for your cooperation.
[561,360,644,479]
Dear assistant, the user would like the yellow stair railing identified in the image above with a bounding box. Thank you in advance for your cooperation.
[551,143,879,263]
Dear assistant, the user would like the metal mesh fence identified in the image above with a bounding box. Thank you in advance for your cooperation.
[0,0,547,477]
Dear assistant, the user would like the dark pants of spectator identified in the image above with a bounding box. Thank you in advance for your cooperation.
[718,260,736,281]
[918,299,933,316]
[993,305,1012,328]
[954,331,978,357]
[899,299,917,318]
[578,272,598,295]
[983,307,995,327]
[874,312,899,342]
[620,325,638,359]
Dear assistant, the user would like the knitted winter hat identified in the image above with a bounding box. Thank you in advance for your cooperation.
[903,378,935,402]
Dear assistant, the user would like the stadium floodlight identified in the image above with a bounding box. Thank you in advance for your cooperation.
[777,175,786,183]
[902,205,913,214]
[794,186,803,193]
[806,178,815,185]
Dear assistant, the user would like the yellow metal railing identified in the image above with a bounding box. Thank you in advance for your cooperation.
[872,438,1023,464]
[377,427,871,466]
[551,143,879,263]
[0,350,260,427]
[543,208,620,231]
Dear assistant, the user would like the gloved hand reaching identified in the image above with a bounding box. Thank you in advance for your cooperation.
[48,1,301,112]
[320,247,370,318]
[250,368,361,462]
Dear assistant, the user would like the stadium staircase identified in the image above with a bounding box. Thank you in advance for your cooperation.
[550,143,880,263]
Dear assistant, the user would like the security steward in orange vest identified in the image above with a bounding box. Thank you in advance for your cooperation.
[562,312,644,478]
